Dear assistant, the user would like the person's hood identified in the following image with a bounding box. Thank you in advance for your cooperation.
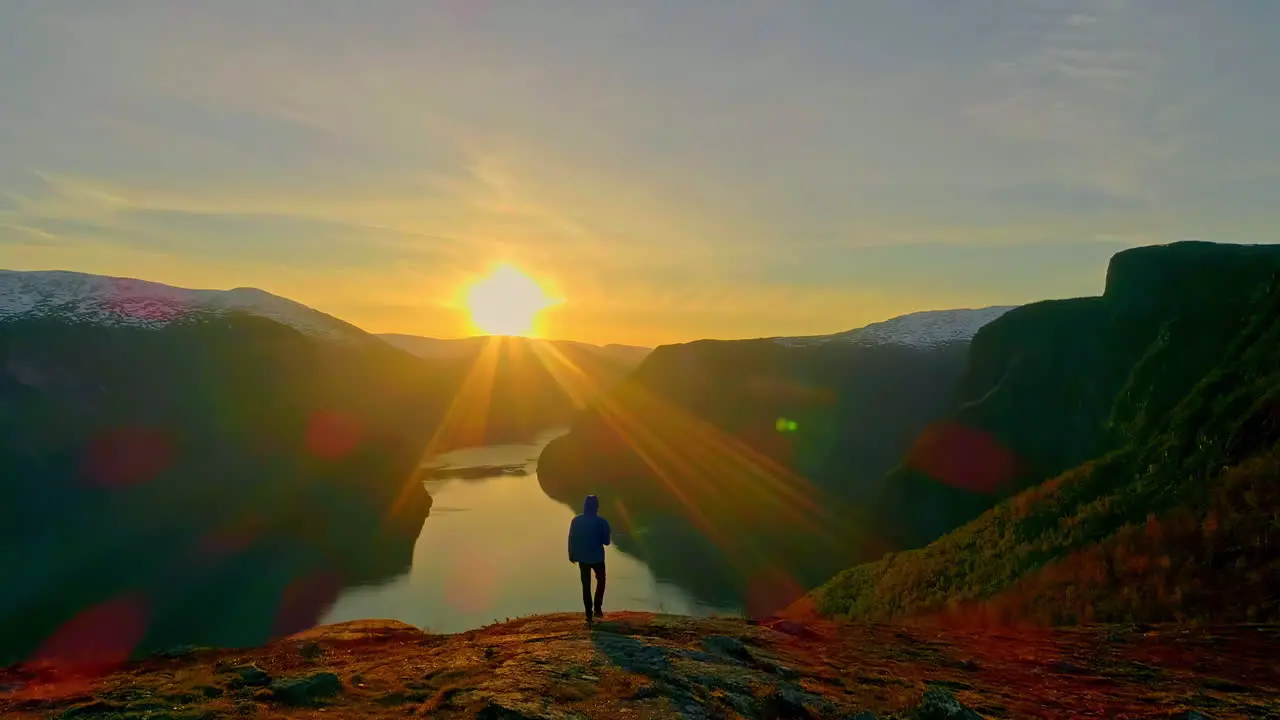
[583,495,600,515]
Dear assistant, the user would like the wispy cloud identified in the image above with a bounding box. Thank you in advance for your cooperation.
[961,0,1212,202]
[2,0,1278,344]
[0,223,61,246]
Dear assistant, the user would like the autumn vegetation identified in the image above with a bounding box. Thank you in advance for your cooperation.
[816,251,1280,627]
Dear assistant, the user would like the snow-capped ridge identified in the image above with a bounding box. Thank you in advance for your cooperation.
[0,269,369,341]
[774,306,1015,350]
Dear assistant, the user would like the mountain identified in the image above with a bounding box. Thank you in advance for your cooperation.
[814,240,1280,625]
[0,272,463,663]
[379,333,649,447]
[873,241,1280,551]
[378,333,481,359]
[0,269,641,662]
[0,270,371,342]
[537,306,1010,613]
[380,333,650,369]
[773,306,1014,349]
[593,342,654,367]
[0,268,645,451]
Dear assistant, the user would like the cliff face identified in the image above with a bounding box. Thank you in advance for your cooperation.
[0,314,441,663]
[876,241,1280,550]
[1101,240,1280,313]
[818,243,1280,625]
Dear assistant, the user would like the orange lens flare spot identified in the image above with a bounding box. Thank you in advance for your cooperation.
[305,410,364,460]
[81,426,174,488]
[196,513,266,561]
[32,593,150,668]
[444,549,497,614]
[905,422,1018,494]
[273,572,343,638]
[745,567,807,619]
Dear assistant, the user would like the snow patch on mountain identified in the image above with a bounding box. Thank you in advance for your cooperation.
[774,306,1016,350]
[0,269,368,341]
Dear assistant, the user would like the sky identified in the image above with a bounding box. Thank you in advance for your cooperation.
[2,1,1278,347]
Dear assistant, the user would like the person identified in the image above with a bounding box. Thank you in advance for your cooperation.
[567,494,611,623]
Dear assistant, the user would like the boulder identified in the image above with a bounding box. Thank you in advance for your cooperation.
[269,672,342,706]
[228,664,270,688]
[913,686,982,720]
[702,635,752,663]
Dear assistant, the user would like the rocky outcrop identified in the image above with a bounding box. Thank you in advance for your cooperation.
[2,613,1271,719]
[269,672,343,706]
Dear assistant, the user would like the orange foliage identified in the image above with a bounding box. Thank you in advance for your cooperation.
[968,452,1280,626]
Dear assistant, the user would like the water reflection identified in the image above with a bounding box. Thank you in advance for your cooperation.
[2,431,736,665]
[321,431,739,632]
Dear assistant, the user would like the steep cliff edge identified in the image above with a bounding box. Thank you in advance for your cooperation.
[817,243,1280,624]
[3,613,1276,719]
[877,241,1280,550]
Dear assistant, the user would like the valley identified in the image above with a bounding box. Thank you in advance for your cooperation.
[3,242,1279,718]
[6,2,1280,714]
[0,271,648,663]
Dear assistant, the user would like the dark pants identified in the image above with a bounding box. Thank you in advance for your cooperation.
[578,561,606,614]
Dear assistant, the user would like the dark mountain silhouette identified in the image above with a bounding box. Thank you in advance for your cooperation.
[874,241,1280,550]
[0,311,457,663]
[536,310,1007,614]
[0,269,644,663]
[0,267,652,663]
[816,241,1280,625]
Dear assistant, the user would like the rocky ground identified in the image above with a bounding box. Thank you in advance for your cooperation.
[2,613,1277,719]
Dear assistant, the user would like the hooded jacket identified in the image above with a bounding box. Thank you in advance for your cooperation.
[567,495,611,565]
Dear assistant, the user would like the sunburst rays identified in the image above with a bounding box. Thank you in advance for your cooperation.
[380,334,866,613]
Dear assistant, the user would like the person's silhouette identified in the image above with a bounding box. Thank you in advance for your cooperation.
[567,494,611,623]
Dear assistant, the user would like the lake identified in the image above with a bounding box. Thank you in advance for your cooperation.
[320,431,740,632]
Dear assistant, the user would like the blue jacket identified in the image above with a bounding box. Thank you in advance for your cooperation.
[568,495,611,565]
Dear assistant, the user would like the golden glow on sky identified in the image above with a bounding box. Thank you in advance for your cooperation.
[4,3,1275,346]
[464,264,560,337]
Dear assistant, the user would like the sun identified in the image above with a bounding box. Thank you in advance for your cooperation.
[464,264,559,337]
